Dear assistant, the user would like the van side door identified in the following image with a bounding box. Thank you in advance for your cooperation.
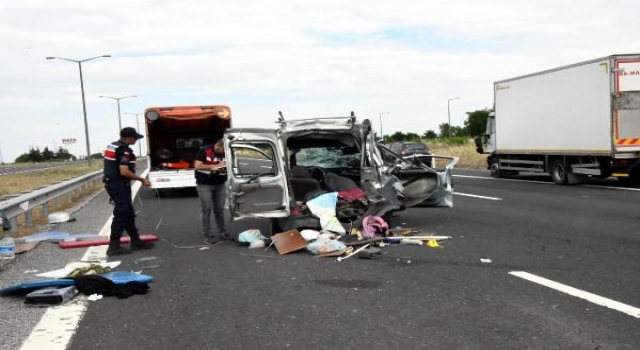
[223,129,290,220]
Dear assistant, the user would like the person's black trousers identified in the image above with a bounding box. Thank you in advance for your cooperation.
[105,181,140,243]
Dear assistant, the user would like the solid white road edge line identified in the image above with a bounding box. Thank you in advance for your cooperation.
[20,169,150,350]
[455,174,640,192]
[454,192,502,201]
[509,271,640,319]
[584,184,640,192]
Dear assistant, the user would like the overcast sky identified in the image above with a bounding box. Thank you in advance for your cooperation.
[1,0,638,162]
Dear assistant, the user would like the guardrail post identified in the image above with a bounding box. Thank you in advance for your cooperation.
[10,218,18,232]
[25,210,33,226]
[43,202,49,217]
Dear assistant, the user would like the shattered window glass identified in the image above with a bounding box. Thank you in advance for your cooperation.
[296,147,360,169]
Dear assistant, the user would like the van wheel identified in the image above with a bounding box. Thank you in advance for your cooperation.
[550,159,568,185]
[489,158,502,178]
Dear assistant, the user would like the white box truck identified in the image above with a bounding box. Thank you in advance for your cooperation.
[476,54,640,184]
[144,105,231,195]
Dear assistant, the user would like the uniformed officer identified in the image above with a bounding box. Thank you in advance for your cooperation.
[194,139,229,244]
[103,127,154,256]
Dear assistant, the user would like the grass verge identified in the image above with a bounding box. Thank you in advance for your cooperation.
[0,163,102,199]
[429,139,487,169]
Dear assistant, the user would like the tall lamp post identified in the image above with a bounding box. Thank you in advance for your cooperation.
[379,112,390,142]
[124,112,144,156]
[99,95,136,132]
[447,97,460,139]
[46,55,111,166]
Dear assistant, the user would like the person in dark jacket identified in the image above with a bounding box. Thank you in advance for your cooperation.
[194,139,229,244]
[103,127,154,256]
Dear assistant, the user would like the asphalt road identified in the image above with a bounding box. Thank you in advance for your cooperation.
[2,169,639,350]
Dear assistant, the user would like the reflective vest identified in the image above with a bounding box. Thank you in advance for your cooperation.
[195,146,226,184]
[103,140,136,181]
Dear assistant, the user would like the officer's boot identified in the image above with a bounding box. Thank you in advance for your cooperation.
[130,236,154,251]
[106,241,132,256]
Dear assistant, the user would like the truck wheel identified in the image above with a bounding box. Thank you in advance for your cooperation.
[489,159,502,178]
[550,159,568,185]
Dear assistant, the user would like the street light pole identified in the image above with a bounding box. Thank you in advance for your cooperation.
[124,112,143,156]
[447,97,460,139]
[379,112,390,142]
[99,95,136,132]
[46,55,111,166]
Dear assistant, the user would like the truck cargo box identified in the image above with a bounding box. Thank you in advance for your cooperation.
[478,54,640,184]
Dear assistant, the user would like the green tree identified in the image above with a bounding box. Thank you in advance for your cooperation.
[14,153,31,162]
[422,130,437,139]
[405,132,421,141]
[55,146,75,161]
[438,123,450,138]
[464,108,492,137]
[28,147,43,162]
[42,147,54,161]
[386,131,406,142]
[451,125,466,137]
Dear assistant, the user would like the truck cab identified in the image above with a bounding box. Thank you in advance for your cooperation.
[223,113,458,232]
[144,105,231,194]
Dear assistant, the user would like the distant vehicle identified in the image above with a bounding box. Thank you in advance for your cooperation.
[223,112,458,232]
[387,141,433,167]
[475,54,640,185]
[388,141,431,156]
[143,105,232,195]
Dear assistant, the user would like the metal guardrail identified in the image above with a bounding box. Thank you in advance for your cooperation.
[0,170,103,232]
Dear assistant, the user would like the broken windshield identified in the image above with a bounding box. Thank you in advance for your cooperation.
[295,147,360,169]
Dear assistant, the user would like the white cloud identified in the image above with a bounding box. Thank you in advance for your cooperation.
[0,0,639,161]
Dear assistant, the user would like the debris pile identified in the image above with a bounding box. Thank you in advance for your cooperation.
[237,215,451,262]
[1,260,155,306]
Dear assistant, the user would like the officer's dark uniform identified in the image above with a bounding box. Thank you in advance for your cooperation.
[103,129,152,255]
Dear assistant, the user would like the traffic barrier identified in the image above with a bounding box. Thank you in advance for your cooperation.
[0,171,103,232]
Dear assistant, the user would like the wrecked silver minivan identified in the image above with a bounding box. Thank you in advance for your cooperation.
[223,113,458,233]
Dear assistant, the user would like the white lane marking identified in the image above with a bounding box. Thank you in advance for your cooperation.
[454,192,502,201]
[20,169,149,350]
[509,271,640,319]
[584,184,640,192]
[455,174,640,192]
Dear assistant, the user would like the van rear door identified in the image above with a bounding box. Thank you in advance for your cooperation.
[223,129,290,220]
[614,57,640,153]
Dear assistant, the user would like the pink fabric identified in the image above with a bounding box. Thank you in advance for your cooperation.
[362,216,388,238]
[338,188,366,201]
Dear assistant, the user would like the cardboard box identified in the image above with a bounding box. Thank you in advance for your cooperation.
[270,229,307,255]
